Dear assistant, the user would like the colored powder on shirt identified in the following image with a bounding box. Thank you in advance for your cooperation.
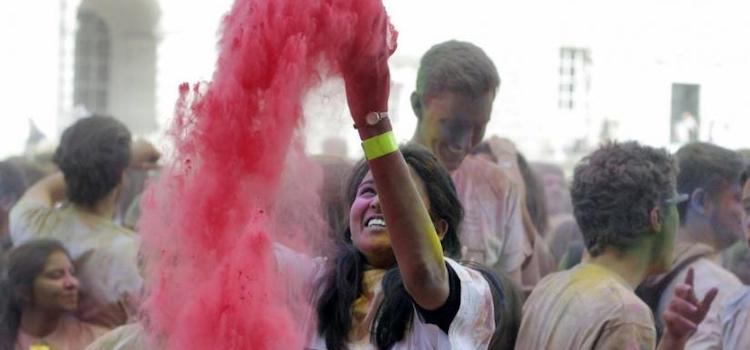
[137,0,396,348]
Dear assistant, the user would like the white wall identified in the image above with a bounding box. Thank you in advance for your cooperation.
[2,0,749,161]
[0,0,61,158]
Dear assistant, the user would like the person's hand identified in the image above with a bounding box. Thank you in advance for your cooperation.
[130,139,161,170]
[661,268,718,346]
[340,1,397,127]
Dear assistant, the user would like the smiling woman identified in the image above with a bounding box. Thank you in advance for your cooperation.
[314,144,499,349]
[0,239,107,350]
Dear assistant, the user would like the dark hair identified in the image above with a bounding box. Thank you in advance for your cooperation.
[316,143,462,349]
[675,143,744,223]
[740,163,750,188]
[571,142,677,257]
[415,40,500,103]
[53,116,132,207]
[0,161,27,203]
[0,239,72,349]
[517,154,549,235]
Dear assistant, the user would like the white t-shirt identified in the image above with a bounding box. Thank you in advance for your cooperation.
[307,258,496,349]
[720,287,750,350]
[656,243,743,350]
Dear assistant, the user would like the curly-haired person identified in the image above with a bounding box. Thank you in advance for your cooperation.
[516,142,717,350]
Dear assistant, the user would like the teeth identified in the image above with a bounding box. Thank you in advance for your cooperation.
[367,218,386,228]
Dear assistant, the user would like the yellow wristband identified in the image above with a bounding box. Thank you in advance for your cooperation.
[362,131,398,160]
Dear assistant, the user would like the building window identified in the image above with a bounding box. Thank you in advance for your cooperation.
[558,47,591,111]
[74,9,110,115]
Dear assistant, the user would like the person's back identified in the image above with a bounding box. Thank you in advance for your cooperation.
[517,263,656,349]
[518,142,717,350]
[452,154,530,277]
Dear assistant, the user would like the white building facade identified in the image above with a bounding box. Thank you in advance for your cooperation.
[1,0,748,161]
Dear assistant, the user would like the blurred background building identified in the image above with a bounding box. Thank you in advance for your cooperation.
[2,0,749,165]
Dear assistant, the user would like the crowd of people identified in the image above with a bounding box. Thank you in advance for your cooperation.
[1,38,749,350]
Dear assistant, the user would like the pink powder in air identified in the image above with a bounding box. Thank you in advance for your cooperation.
[138,0,396,348]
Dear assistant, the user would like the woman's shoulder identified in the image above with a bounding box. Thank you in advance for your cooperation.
[414,258,496,348]
[444,258,490,286]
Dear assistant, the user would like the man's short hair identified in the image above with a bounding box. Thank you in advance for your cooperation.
[415,40,500,101]
[571,142,677,257]
[53,116,131,207]
[675,143,744,223]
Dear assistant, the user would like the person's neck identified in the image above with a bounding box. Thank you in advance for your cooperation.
[73,197,116,221]
[588,247,652,290]
[678,218,720,250]
[410,128,426,148]
[20,307,63,338]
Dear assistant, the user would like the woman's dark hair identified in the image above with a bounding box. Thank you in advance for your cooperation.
[316,143,462,349]
[516,153,549,235]
[0,239,71,349]
[53,115,132,207]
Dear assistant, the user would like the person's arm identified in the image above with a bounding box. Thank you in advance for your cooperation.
[18,172,66,207]
[341,9,448,310]
[356,121,449,309]
[17,140,161,208]
[497,176,528,286]
[657,268,718,350]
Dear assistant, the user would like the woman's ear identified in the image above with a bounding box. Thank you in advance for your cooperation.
[435,219,449,240]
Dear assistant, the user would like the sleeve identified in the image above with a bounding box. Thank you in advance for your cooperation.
[594,322,656,350]
[684,302,723,350]
[670,265,740,350]
[441,261,495,349]
[721,291,750,350]
[414,262,461,333]
[8,199,56,245]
